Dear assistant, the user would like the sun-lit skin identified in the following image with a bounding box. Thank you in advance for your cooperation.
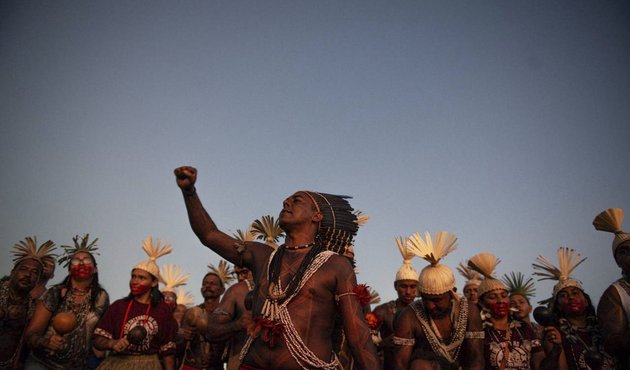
[464,284,479,304]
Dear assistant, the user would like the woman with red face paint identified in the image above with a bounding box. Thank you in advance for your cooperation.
[532,247,615,370]
[93,237,178,370]
[468,253,545,370]
[24,234,110,370]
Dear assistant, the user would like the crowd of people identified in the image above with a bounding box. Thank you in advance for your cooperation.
[0,165,628,370]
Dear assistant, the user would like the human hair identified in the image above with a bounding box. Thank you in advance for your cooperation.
[551,289,596,320]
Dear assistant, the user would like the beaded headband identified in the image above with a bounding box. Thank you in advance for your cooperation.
[301,191,358,255]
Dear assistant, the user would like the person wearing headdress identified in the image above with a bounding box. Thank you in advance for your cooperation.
[173,287,194,326]
[0,237,46,370]
[468,252,544,370]
[458,261,482,305]
[93,236,178,370]
[593,208,630,369]
[160,264,190,313]
[29,241,58,300]
[532,247,615,370]
[206,260,255,370]
[179,260,232,370]
[24,234,109,370]
[174,166,380,369]
[372,235,420,369]
[392,231,484,370]
[503,271,543,340]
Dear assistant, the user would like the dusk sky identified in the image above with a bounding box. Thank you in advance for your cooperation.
[1,1,629,308]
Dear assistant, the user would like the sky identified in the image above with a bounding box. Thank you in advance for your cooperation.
[1,1,629,309]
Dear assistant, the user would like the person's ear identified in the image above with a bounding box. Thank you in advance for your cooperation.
[312,212,323,222]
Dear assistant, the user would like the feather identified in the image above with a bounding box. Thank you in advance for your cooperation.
[593,208,624,233]
[532,247,586,282]
[407,231,457,266]
[175,287,194,307]
[502,271,536,299]
[457,262,482,281]
[161,264,190,290]
[468,253,501,279]
[208,260,235,286]
[142,236,172,261]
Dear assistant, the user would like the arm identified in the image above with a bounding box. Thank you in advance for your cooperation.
[93,335,130,353]
[206,284,252,341]
[23,301,63,351]
[335,259,380,370]
[391,307,416,370]
[597,285,630,356]
[462,302,484,370]
[162,354,175,370]
[174,166,270,270]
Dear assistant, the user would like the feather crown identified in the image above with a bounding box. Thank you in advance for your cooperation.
[395,236,418,281]
[532,247,586,298]
[593,208,630,255]
[206,260,234,287]
[12,236,56,267]
[468,253,507,297]
[160,264,190,293]
[502,272,536,301]
[58,234,98,268]
[133,236,172,282]
[457,262,482,288]
[175,287,194,307]
[407,231,458,295]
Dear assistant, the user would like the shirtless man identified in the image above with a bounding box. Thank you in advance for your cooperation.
[207,265,255,370]
[174,165,379,370]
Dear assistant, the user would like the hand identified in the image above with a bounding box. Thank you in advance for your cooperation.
[178,326,195,341]
[111,337,130,353]
[46,334,65,351]
[174,166,197,192]
[543,326,562,345]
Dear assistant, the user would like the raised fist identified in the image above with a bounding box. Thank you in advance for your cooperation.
[174,166,197,193]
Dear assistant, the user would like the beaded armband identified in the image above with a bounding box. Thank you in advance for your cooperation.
[392,336,416,346]
[464,331,485,339]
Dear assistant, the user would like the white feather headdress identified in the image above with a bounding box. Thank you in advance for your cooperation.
[394,236,419,282]
[133,236,172,282]
[532,247,586,298]
[175,287,194,307]
[457,262,482,288]
[160,264,190,293]
[593,208,630,255]
[407,231,458,295]
[207,260,235,287]
[468,252,507,297]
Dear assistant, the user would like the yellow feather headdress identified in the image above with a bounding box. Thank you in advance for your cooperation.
[206,260,235,287]
[160,264,190,293]
[407,231,458,295]
[468,252,507,297]
[394,236,419,282]
[12,236,56,267]
[593,208,630,255]
[457,261,482,288]
[133,236,172,282]
[175,287,194,307]
[532,247,586,299]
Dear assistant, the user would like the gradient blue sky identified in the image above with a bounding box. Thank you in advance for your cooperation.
[1,1,629,308]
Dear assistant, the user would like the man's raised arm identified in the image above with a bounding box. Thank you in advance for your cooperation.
[174,166,253,265]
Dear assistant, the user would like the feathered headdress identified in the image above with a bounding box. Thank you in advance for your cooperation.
[407,231,458,295]
[593,208,630,256]
[301,191,358,255]
[206,260,234,288]
[175,287,194,307]
[368,286,381,305]
[160,264,190,294]
[12,236,56,267]
[133,236,172,282]
[468,252,507,297]
[58,234,99,268]
[502,272,536,302]
[395,236,419,282]
[532,247,586,299]
[457,262,482,289]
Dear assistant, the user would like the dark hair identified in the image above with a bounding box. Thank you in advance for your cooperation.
[552,289,596,319]
[57,256,105,310]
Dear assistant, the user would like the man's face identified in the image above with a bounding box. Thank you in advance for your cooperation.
[395,280,418,304]
[163,291,177,311]
[201,274,225,299]
[11,259,42,292]
[233,266,252,282]
[482,289,510,318]
[556,286,587,315]
[510,294,531,320]
[615,242,630,275]
[279,192,321,230]
[421,292,452,319]
[463,284,479,304]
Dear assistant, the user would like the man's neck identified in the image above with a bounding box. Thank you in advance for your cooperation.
[396,298,412,308]
[283,231,316,247]
[203,297,220,311]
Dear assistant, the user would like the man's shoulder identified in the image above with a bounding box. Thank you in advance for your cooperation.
[374,300,397,313]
